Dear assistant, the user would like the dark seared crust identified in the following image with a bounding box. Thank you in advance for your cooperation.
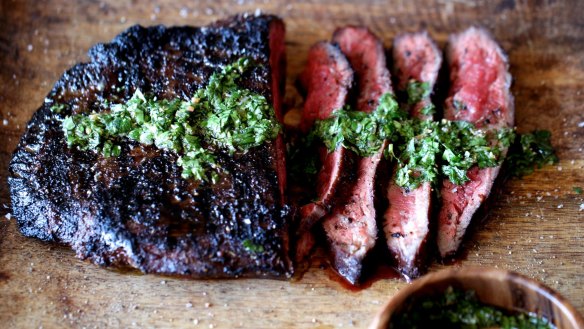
[8,14,292,278]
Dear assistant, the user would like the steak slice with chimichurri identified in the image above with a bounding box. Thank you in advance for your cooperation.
[320,26,392,285]
[437,27,514,258]
[384,31,442,279]
[295,42,353,262]
[8,14,293,278]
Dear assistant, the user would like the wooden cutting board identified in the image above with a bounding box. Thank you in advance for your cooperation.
[1,0,583,328]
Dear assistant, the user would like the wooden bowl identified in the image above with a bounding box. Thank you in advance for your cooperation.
[369,267,584,329]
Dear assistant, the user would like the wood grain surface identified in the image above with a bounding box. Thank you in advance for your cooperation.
[0,0,583,328]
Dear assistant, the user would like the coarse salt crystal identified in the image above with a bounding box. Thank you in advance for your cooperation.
[578,121,584,128]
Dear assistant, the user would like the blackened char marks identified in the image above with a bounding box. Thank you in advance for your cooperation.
[8,14,292,279]
[295,42,353,262]
[437,27,514,258]
[384,32,441,279]
[321,27,391,284]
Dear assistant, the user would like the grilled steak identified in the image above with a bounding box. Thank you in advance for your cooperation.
[320,27,392,284]
[8,14,293,278]
[296,42,353,261]
[437,27,514,258]
[384,32,442,278]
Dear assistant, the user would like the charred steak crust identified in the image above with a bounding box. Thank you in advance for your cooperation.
[9,14,293,278]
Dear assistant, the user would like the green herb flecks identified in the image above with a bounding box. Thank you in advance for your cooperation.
[506,130,558,177]
[62,57,280,182]
[420,104,436,116]
[390,286,554,329]
[574,187,583,195]
[242,239,265,253]
[50,103,68,114]
[406,80,432,105]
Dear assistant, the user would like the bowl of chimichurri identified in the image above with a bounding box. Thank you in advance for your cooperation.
[368,267,584,329]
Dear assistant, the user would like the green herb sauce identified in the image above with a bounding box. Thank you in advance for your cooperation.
[389,286,555,329]
[242,239,265,253]
[406,80,432,105]
[309,93,515,190]
[61,57,281,182]
[506,130,558,178]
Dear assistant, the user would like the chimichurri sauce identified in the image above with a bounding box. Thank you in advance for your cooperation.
[389,286,555,329]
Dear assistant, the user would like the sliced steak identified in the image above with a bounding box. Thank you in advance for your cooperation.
[320,27,392,284]
[332,27,392,114]
[384,32,442,279]
[437,27,514,258]
[296,42,353,261]
[392,31,442,120]
[9,14,293,278]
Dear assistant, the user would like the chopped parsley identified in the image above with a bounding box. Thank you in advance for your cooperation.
[574,187,583,195]
[406,80,432,105]
[390,286,554,329]
[61,57,280,182]
[420,104,436,116]
[506,130,558,177]
[311,93,405,157]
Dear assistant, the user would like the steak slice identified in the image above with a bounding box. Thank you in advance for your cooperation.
[8,14,293,278]
[320,27,392,284]
[437,27,514,258]
[296,42,353,261]
[384,32,442,279]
